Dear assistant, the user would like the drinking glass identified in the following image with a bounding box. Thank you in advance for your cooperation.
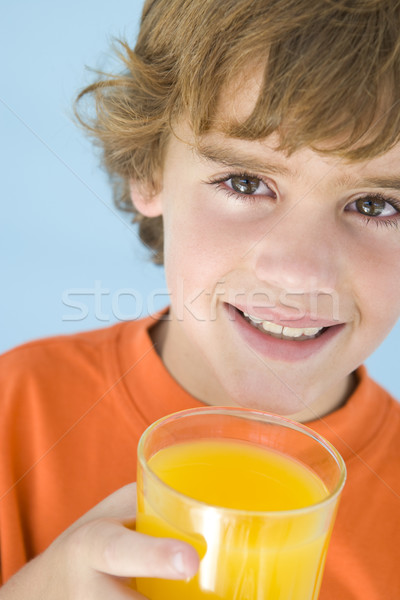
[135,407,346,600]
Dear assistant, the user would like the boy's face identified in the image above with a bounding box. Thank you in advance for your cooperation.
[133,85,400,420]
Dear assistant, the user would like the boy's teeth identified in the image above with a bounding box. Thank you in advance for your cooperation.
[243,312,323,339]
[263,321,283,335]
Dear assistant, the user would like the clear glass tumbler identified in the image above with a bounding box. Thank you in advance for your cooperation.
[136,407,346,600]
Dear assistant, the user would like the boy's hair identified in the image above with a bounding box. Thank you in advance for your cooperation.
[76,0,400,264]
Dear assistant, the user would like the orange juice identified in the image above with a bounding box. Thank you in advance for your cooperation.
[136,438,336,600]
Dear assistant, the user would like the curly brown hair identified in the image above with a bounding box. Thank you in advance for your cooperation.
[75,0,400,264]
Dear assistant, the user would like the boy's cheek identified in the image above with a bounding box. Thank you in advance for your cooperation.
[164,214,241,279]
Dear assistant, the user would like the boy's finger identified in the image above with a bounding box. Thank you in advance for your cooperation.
[82,519,199,579]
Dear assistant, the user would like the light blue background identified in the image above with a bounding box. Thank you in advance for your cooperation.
[1,1,399,400]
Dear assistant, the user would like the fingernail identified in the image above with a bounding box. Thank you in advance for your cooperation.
[171,550,186,576]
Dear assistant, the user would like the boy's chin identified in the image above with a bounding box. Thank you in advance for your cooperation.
[214,368,354,422]
[215,376,316,418]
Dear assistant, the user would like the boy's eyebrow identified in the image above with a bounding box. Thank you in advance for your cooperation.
[335,172,400,192]
[347,176,400,192]
[195,143,400,192]
[194,143,292,177]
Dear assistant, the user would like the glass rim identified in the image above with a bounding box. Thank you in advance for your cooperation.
[137,406,347,518]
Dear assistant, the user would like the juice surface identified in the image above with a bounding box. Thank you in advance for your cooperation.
[148,438,328,510]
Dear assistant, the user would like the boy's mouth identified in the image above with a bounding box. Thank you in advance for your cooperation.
[240,310,327,341]
[227,304,345,362]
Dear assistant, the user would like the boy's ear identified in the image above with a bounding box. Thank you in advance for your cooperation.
[129,179,163,217]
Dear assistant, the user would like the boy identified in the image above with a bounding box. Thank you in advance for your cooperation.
[1,0,400,598]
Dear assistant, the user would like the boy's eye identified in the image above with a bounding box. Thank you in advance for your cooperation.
[349,195,399,218]
[229,176,261,194]
[356,196,389,217]
[210,172,276,199]
[223,175,275,197]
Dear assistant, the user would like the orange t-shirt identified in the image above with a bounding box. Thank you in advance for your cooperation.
[0,316,399,598]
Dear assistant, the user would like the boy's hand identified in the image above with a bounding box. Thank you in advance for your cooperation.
[0,484,199,599]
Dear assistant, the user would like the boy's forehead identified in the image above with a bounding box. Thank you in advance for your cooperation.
[171,117,400,187]
[214,63,264,125]
[177,58,400,169]
[168,63,400,179]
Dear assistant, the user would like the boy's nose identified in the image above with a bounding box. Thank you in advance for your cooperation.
[250,209,341,295]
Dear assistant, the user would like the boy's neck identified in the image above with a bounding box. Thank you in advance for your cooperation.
[287,372,357,423]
